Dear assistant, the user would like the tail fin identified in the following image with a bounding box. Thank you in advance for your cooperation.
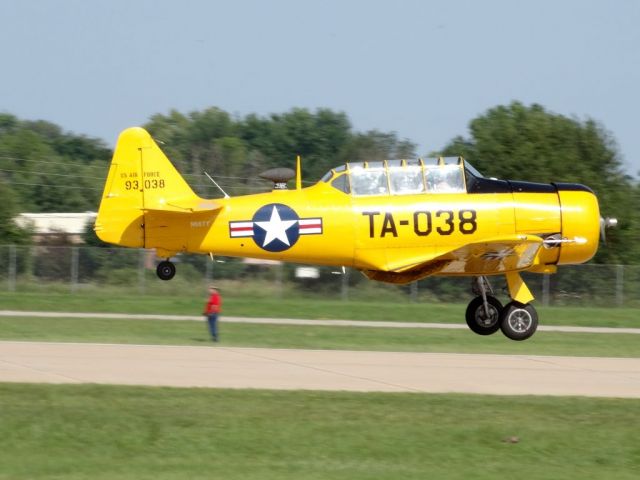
[94,127,216,247]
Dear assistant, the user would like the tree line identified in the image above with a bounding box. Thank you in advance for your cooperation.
[0,102,638,264]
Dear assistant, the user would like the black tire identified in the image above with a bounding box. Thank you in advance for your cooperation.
[465,295,503,335]
[156,261,176,281]
[500,302,538,341]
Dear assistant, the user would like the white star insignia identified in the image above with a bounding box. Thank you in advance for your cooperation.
[254,206,297,247]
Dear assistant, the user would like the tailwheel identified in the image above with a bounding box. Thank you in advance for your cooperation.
[465,296,503,335]
[156,260,176,281]
[500,302,538,341]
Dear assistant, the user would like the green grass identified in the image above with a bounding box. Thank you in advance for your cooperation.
[0,383,638,480]
[1,291,639,328]
[1,316,639,357]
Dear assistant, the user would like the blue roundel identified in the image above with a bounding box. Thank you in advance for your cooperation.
[252,203,300,252]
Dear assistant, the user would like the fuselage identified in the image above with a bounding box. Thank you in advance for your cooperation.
[94,128,601,281]
[144,178,600,275]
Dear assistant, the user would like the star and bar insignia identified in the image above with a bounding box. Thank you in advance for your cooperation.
[229,203,323,252]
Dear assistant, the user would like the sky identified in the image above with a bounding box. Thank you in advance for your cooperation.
[1,0,639,176]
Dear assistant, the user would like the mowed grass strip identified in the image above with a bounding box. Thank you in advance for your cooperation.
[1,291,639,328]
[0,383,638,480]
[1,316,638,357]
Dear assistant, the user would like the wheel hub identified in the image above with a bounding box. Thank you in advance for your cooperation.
[475,305,499,327]
[508,309,533,333]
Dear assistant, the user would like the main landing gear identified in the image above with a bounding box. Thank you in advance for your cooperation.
[465,275,538,341]
[156,260,176,281]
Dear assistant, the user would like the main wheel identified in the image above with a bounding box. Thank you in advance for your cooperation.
[156,261,176,281]
[500,302,538,341]
[465,295,503,335]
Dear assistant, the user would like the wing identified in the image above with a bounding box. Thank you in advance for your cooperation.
[362,235,544,284]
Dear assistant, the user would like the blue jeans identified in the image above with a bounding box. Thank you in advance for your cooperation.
[207,313,218,341]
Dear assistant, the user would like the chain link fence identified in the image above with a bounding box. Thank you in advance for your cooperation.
[1,244,638,307]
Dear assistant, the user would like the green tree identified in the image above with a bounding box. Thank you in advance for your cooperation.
[146,107,417,191]
[0,180,30,244]
[339,130,416,164]
[144,110,191,172]
[238,108,354,179]
[0,116,111,214]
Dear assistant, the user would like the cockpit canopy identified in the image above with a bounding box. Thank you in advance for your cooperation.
[321,157,482,196]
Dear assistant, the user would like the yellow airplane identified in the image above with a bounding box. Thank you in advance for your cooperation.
[95,127,616,341]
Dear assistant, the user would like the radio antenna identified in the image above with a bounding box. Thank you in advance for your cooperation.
[204,172,230,199]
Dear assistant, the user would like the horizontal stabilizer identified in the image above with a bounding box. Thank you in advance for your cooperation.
[144,199,222,214]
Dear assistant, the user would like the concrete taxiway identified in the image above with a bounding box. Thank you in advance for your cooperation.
[1,341,639,398]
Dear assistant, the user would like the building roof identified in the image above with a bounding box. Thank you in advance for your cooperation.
[15,212,97,235]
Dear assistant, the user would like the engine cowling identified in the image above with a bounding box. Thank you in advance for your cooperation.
[554,183,601,265]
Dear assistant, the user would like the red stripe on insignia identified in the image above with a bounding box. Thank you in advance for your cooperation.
[230,221,254,237]
[299,218,322,235]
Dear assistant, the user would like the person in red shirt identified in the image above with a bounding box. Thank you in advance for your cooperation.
[203,285,222,342]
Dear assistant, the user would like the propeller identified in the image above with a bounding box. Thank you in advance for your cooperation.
[600,217,618,245]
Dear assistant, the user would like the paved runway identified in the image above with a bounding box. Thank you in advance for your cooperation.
[1,341,639,398]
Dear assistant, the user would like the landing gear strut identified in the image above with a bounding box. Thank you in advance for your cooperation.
[465,275,538,341]
[156,260,176,281]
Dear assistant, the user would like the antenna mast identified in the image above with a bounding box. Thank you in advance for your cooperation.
[204,172,230,199]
